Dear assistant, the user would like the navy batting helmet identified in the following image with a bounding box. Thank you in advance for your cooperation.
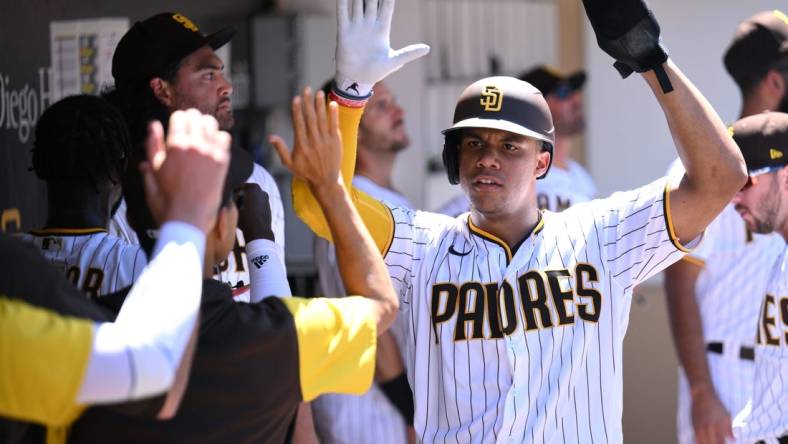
[441,76,555,184]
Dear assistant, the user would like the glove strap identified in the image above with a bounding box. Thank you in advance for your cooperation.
[653,65,673,94]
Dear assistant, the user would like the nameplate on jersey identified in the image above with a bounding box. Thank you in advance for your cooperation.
[431,263,601,343]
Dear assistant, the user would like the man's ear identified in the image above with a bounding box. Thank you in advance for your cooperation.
[150,77,174,108]
[535,145,551,178]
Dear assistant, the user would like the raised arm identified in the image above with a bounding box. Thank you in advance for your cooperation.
[291,0,428,254]
[582,0,746,246]
[271,89,398,332]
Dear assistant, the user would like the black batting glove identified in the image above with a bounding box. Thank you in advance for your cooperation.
[582,0,673,93]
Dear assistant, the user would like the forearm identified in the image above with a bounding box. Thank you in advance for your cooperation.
[375,331,405,382]
[246,239,292,302]
[664,260,716,396]
[313,181,398,333]
[77,221,204,403]
[642,60,746,241]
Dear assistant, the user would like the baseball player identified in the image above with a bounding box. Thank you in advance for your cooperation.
[1,107,233,443]
[104,12,287,302]
[725,111,788,444]
[70,90,399,444]
[312,81,415,444]
[20,95,146,298]
[664,11,788,444]
[283,0,748,442]
[437,65,597,217]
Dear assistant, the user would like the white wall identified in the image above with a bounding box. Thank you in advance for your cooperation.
[585,1,786,199]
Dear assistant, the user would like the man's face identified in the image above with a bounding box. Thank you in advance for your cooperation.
[546,88,584,136]
[167,45,234,130]
[458,128,549,218]
[732,171,783,233]
[358,82,408,153]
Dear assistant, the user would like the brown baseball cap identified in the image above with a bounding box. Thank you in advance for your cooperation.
[518,65,586,98]
[730,111,788,175]
[723,10,788,92]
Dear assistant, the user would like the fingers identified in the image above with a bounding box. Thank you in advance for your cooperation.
[268,135,293,171]
[290,94,308,153]
[315,90,330,138]
[379,0,395,27]
[391,44,431,69]
[337,0,349,28]
[328,101,340,138]
[365,0,379,21]
[351,0,364,22]
[145,120,166,169]
[301,88,322,150]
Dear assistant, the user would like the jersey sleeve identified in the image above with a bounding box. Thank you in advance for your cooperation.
[592,176,701,288]
[0,295,93,426]
[291,105,396,255]
[248,164,286,261]
[278,296,377,402]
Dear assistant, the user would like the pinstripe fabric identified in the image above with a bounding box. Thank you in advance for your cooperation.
[733,245,788,443]
[674,205,783,444]
[19,230,146,297]
[387,177,692,443]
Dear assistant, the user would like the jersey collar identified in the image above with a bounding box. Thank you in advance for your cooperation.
[466,213,545,264]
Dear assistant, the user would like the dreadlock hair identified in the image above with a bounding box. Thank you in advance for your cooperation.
[32,94,130,191]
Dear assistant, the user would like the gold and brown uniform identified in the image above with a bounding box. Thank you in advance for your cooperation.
[70,279,377,444]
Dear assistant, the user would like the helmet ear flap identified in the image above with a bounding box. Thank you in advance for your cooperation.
[442,132,461,185]
[537,141,553,180]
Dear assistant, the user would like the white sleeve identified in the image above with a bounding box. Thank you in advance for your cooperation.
[246,239,292,302]
[76,221,205,404]
[248,164,286,267]
[595,176,701,288]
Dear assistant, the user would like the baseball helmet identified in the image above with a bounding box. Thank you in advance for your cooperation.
[441,76,555,184]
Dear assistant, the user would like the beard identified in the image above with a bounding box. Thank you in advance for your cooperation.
[748,177,782,234]
[171,96,234,130]
[778,91,788,114]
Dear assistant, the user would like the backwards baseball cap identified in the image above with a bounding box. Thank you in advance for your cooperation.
[519,65,586,98]
[112,12,235,88]
[723,10,788,92]
[730,111,788,175]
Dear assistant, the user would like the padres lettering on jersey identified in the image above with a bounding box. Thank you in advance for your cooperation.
[293,105,697,443]
[20,228,146,298]
[734,245,788,443]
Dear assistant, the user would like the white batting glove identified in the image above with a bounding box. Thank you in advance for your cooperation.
[335,0,430,98]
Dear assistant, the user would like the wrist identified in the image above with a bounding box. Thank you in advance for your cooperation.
[333,76,374,99]
[689,381,715,400]
[242,225,275,242]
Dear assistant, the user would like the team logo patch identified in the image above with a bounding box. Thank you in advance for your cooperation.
[770,148,784,160]
[251,254,269,269]
[480,85,503,112]
[172,13,199,32]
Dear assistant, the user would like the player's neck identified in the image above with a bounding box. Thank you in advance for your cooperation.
[356,150,396,190]
[44,184,111,230]
[740,95,777,119]
[470,206,542,250]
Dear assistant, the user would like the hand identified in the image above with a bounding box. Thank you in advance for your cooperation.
[236,183,275,242]
[691,387,733,444]
[581,0,669,82]
[335,0,430,97]
[140,109,231,234]
[269,88,343,192]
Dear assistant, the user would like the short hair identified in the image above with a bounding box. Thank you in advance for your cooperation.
[32,94,130,190]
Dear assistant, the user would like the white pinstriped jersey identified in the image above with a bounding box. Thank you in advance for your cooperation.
[111,163,287,301]
[215,163,287,301]
[734,244,788,444]
[665,160,783,444]
[437,160,597,217]
[19,229,146,299]
[386,177,695,443]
